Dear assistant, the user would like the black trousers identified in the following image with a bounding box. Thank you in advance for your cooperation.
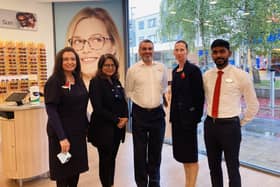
[97,139,121,187]
[204,116,241,187]
[132,104,166,187]
[56,174,79,187]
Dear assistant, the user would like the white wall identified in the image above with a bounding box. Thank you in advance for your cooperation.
[0,0,55,77]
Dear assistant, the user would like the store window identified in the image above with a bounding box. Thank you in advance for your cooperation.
[138,36,144,44]
[129,0,280,175]
[147,18,156,28]
[147,34,156,43]
[138,20,144,30]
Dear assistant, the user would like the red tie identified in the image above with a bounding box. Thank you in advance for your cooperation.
[211,71,224,118]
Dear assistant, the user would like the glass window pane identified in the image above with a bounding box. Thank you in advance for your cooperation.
[129,0,280,175]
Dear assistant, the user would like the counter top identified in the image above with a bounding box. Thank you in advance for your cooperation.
[0,103,45,111]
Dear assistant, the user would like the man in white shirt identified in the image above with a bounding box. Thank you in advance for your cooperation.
[203,39,259,187]
[125,39,168,187]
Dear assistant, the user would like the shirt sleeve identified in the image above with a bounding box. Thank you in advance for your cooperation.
[240,73,260,125]
[44,78,67,140]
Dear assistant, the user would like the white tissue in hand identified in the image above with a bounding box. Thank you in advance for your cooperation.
[57,152,71,164]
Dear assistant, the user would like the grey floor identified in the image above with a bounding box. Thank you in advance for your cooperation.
[197,117,280,176]
[1,133,280,187]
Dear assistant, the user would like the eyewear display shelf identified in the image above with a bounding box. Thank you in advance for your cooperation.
[0,41,47,103]
[0,103,48,187]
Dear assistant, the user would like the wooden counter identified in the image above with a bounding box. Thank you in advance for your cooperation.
[0,103,48,183]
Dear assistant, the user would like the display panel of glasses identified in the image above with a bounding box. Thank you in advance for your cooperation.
[0,41,47,103]
[5,41,18,76]
[17,42,28,76]
[38,43,47,88]
[0,41,5,77]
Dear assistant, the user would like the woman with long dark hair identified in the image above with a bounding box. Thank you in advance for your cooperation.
[44,47,89,187]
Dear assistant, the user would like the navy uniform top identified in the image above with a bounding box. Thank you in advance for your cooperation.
[44,74,89,179]
[44,75,89,140]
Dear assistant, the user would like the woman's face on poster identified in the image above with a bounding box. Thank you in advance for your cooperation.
[70,17,116,78]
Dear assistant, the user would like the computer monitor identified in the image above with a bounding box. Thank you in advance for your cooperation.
[5,92,28,106]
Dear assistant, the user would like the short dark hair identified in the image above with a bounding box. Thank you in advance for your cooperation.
[175,40,188,49]
[211,39,230,50]
[139,39,154,49]
[96,53,120,80]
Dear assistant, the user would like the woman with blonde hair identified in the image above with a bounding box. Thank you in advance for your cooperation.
[66,7,124,88]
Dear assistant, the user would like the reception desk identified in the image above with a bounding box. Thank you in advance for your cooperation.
[0,103,48,186]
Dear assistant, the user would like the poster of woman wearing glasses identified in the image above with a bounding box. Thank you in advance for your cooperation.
[53,1,125,87]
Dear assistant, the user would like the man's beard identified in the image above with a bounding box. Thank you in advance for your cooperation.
[142,56,152,63]
[215,58,228,69]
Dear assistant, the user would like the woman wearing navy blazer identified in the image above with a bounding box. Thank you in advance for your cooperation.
[87,54,128,187]
[170,40,204,187]
[44,47,89,187]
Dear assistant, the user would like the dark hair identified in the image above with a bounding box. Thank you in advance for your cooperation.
[16,12,37,22]
[211,39,230,50]
[52,47,82,83]
[96,53,120,80]
[16,12,25,19]
[139,39,154,49]
[175,40,188,49]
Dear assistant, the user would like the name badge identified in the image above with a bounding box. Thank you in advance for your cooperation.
[225,78,233,83]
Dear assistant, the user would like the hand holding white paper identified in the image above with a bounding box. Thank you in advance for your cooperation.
[57,152,72,164]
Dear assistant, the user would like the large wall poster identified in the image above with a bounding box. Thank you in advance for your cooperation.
[53,0,126,86]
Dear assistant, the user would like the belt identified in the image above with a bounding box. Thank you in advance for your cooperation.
[133,103,162,112]
[207,115,239,123]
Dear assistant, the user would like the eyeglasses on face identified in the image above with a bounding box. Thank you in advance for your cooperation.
[103,63,116,68]
[68,34,112,51]
[62,57,76,62]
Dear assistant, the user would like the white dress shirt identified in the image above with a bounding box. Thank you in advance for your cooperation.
[125,60,168,109]
[203,65,259,125]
